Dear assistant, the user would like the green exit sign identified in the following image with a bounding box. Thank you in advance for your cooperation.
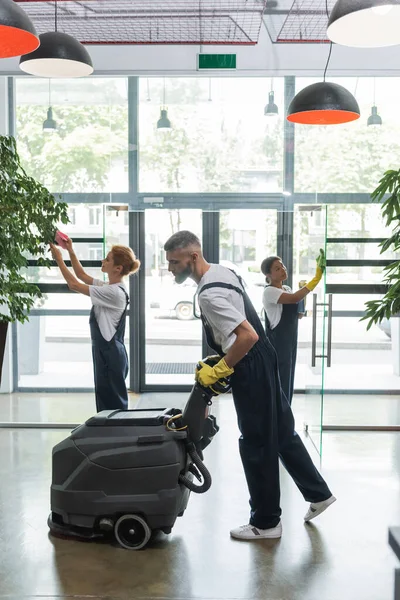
[197,54,236,70]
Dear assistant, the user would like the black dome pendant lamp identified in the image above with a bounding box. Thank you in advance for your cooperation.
[0,0,39,58]
[19,0,93,77]
[287,10,360,126]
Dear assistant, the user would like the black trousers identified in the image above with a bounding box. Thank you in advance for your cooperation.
[231,342,332,529]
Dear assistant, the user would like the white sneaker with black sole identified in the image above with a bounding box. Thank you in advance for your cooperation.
[230,521,282,541]
[304,495,336,522]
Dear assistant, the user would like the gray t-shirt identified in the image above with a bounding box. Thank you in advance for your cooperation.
[197,264,246,354]
[89,279,127,341]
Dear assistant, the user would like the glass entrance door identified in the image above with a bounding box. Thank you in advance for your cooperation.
[144,209,203,387]
[294,205,329,454]
[219,208,278,309]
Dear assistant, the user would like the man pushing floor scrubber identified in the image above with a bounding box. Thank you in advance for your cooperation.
[164,231,336,541]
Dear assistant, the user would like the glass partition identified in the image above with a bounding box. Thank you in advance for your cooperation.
[139,77,284,193]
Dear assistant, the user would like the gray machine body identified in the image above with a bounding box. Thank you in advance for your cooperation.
[50,408,192,534]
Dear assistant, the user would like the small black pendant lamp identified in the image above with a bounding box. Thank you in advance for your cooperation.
[265,79,278,116]
[367,79,382,126]
[43,79,56,132]
[157,79,172,130]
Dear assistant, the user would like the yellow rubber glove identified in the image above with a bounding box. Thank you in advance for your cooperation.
[195,357,234,387]
[305,249,325,291]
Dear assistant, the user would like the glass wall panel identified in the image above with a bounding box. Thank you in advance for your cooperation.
[294,77,400,193]
[294,203,400,395]
[17,315,129,390]
[144,210,203,385]
[219,208,278,316]
[139,78,284,193]
[15,78,129,193]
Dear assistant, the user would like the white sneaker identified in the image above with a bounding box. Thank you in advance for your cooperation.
[230,521,282,540]
[304,495,336,522]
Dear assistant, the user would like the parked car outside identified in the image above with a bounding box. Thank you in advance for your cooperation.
[155,260,265,320]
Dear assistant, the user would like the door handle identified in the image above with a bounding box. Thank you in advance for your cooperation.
[327,293,333,367]
[311,293,317,367]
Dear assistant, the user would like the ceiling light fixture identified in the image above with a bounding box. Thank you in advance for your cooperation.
[0,0,39,58]
[19,0,93,77]
[43,79,56,132]
[367,78,383,126]
[287,1,360,125]
[265,78,279,116]
[327,0,400,47]
[157,78,172,130]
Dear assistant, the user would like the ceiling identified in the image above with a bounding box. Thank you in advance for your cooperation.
[265,0,335,44]
[15,0,268,45]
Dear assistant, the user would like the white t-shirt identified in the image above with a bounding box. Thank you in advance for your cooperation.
[197,264,246,354]
[263,285,292,330]
[89,279,128,341]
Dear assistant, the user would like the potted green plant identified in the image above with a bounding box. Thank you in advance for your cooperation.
[363,169,400,330]
[0,135,69,386]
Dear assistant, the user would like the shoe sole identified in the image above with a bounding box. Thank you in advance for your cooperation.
[304,495,336,522]
[230,525,282,540]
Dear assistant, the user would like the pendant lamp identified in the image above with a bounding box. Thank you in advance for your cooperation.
[0,0,39,58]
[19,0,93,77]
[43,79,56,132]
[157,79,172,130]
[327,0,400,48]
[287,43,360,125]
[264,78,278,116]
[367,79,382,126]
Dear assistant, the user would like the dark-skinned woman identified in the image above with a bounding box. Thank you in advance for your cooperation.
[261,250,325,406]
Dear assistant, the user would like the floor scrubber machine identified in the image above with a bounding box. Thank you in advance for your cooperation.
[48,357,231,550]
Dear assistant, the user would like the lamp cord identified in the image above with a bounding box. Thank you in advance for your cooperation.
[323,0,332,82]
[55,0,58,32]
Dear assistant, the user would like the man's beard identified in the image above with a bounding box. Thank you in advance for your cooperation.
[175,264,192,284]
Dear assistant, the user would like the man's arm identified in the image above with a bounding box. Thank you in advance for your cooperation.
[223,320,259,368]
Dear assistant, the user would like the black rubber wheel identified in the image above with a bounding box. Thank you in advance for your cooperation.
[114,514,151,550]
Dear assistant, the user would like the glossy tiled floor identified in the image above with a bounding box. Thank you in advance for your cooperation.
[0,393,399,600]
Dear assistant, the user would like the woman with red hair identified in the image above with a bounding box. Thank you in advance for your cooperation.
[50,239,140,412]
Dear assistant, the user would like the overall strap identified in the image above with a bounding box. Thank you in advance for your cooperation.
[118,286,130,309]
[198,281,244,297]
[263,284,272,331]
[197,281,244,357]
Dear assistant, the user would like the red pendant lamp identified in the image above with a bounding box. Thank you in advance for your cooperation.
[0,0,39,58]
[287,43,360,126]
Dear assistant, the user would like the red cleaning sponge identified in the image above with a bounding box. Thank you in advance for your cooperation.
[55,230,69,249]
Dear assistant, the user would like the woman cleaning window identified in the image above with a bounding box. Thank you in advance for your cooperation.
[261,250,325,406]
[50,238,140,412]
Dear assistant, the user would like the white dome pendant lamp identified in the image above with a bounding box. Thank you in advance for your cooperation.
[327,0,400,47]
[19,0,93,77]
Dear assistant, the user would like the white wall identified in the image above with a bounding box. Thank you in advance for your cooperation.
[1,23,400,77]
